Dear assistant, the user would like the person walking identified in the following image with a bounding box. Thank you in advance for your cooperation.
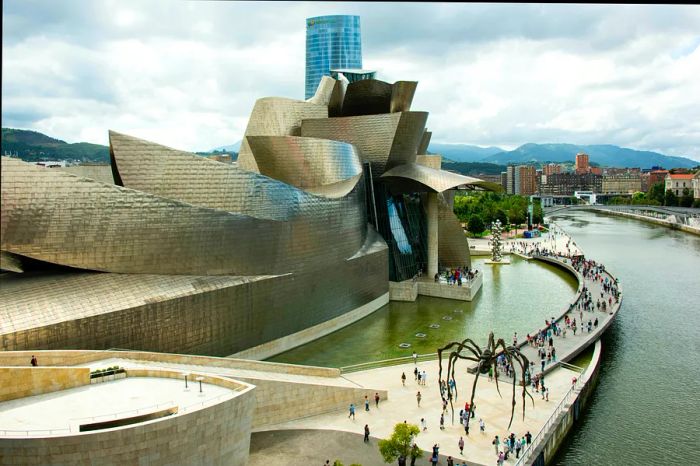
[422,370,427,386]
[375,392,380,408]
[416,391,422,407]
[440,413,445,430]
[458,436,464,455]
[493,435,500,455]
[479,418,485,432]
[413,351,418,365]
[364,424,370,443]
[401,372,406,386]
[414,366,418,381]
[365,396,370,411]
[30,355,38,367]
[421,418,427,432]
[348,403,355,419]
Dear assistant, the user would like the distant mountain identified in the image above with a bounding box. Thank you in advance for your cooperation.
[1,128,110,163]
[427,143,504,163]
[210,140,241,153]
[441,161,507,176]
[483,143,698,169]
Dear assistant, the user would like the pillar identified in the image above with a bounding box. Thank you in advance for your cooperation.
[427,192,438,278]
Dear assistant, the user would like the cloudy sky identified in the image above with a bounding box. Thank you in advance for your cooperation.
[3,1,700,159]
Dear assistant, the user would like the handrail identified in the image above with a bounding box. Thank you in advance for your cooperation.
[340,352,439,373]
[0,428,72,437]
[70,400,176,424]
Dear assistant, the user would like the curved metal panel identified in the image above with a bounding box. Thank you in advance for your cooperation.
[340,79,418,116]
[341,79,393,116]
[438,193,471,268]
[237,97,328,173]
[381,163,486,193]
[328,77,348,117]
[386,112,428,169]
[1,157,366,276]
[245,135,362,192]
[307,76,337,106]
[390,81,418,113]
[0,251,23,273]
[301,111,427,173]
[418,130,432,155]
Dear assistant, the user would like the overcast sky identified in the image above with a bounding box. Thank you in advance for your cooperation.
[3,1,700,159]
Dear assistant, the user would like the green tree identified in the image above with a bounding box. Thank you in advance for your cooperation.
[494,208,508,225]
[508,206,526,227]
[680,188,694,207]
[467,215,486,237]
[378,423,422,465]
[648,182,665,204]
[664,189,679,207]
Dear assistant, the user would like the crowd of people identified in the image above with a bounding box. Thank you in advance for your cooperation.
[434,266,478,286]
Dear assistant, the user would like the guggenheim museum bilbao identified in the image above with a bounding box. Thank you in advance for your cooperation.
[0,76,489,359]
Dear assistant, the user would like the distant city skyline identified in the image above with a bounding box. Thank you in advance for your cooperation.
[2,1,700,160]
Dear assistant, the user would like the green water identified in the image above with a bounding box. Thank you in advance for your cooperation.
[550,211,700,465]
[269,255,578,367]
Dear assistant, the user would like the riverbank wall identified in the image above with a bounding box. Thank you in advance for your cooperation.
[524,339,603,465]
[588,208,700,236]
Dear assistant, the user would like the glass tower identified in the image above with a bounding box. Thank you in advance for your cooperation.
[305,15,362,99]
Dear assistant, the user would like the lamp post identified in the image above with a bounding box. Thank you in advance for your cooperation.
[196,376,204,395]
[182,372,190,391]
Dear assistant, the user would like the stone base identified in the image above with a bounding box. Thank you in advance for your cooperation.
[390,274,483,302]
[484,258,511,264]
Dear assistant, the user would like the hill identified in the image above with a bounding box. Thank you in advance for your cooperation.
[1,128,110,163]
[441,161,507,176]
[427,143,504,162]
[483,143,698,169]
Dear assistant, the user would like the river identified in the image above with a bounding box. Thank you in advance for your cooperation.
[550,210,700,465]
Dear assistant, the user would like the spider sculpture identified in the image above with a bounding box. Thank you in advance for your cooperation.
[437,332,534,429]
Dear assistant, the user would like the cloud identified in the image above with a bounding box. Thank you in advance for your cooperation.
[2,1,699,161]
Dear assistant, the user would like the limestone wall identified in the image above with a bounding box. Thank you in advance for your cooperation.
[0,367,89,402]
[0,370,256,466]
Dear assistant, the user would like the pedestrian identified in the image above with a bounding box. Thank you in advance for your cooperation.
[30,355,38,367]
[525,431,532,445]
[375,392,380,408]
[545,387,549,402]
[421,417,427,431]
[447,456,454,466]
[422,370,427,386]
[515,438,522,458]
[348,403,355,419]
[413,351,418,365]
[414,366,418,380]
[440,413,445,430]
[479,418,485,432]
[364,424,370,443]
[401,372,406,386]
[458,436,464,455]
[493,435,500,455]
[417,391,422,407]
[417,371,422,385]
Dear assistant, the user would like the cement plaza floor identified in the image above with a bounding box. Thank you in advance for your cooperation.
[253,359,578,466]
[0,377,231,434]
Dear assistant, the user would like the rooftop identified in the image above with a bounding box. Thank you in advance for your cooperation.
[0,376,233,436]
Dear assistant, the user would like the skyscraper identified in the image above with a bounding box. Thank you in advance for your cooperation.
[305,15,363,99]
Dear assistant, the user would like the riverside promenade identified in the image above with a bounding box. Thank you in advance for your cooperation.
[251,225,622,466]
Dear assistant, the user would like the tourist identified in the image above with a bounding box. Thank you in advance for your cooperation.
[497,451,504,466]
[447,456,454,466]
[413,351,418,364]
[375,392,380,408]
[458,436,464,455]
[463,415,469,435]
[417,371,422,385]
[525,431,532,444]
[365,396,370,411]
[421,417,427,432]
[440,413,445,430]
[545,387,550,402]
[493,435,500,454]
[513,332,518,346]
[414,366,419,381]
[417,391,422,407]
[348,403,355,419]
[364,424,370,443]
[401,372,406,386]
[422,370,427,386]
[479,418,485,432]
[30,355,38,367]
[488,366,493,382]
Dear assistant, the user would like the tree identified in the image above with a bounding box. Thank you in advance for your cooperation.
[648,182,665,205]
[378,423,422,465]
[494,208,508,225]
[467,215,485,237]
[680,188,694,207]
[664,189,679,207]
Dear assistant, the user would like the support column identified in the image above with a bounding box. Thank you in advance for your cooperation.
[427,191,438,278]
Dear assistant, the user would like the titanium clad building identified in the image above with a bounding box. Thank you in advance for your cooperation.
[305,15,362,99]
